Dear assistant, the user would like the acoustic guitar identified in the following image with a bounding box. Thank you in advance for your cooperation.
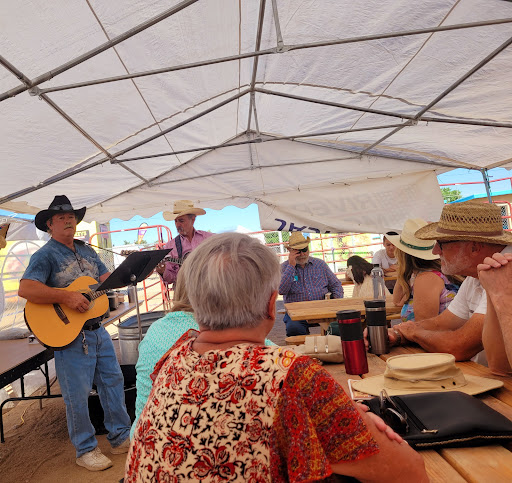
[24,276,109,349]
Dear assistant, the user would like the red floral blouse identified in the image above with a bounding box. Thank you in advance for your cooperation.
[125,330,378,482]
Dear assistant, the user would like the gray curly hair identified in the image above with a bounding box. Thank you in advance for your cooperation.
[181,232,280,330]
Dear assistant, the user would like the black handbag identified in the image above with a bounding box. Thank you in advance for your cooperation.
[363,390,512,449]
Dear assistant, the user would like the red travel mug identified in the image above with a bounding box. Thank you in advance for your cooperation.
[337,309,369,375]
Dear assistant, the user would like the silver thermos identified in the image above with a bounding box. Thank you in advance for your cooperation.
[364,299,390,355]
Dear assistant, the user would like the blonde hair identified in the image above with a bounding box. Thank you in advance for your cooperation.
[171,270,193,313]
[395,248,463,300]
[181,233,280,330]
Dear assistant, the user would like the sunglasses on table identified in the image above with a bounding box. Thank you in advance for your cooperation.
[378,389,409,435]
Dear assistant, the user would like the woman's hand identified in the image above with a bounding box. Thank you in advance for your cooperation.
[355,402,406,444]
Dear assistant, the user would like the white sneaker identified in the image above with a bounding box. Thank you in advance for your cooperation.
[76,447,113,471]
[110,438,131,454]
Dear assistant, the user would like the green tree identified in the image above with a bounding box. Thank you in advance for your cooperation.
[441,187,462,203]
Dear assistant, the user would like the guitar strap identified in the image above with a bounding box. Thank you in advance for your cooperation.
[175,235,183,259]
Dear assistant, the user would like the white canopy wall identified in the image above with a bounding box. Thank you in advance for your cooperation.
[1,0,512,232]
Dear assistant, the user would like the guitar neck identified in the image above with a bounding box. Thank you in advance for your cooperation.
[89,289,108,300]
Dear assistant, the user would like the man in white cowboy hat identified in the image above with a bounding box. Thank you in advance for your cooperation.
[389,200,512,364]
[156,200,214,285]
[477,251,512,375]
[18,196,131,471]
[279,232,343,336]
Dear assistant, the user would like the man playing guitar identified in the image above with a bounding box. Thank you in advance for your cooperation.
[156,200,214,286]
[18,196,131,471]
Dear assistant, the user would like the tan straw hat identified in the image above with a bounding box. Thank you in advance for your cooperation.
[385,218,439,260]
[415,200,512,245]
[286,232,310,250]
[163,200,206,221]
[351,353,503,396]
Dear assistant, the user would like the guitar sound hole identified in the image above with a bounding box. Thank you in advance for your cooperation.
[83,293,92,302]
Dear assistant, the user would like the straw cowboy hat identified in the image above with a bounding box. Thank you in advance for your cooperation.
[415,200,512,245]
[351,353,503,397]
[34,195,86,232]
[385,218,439,260]
[285,232,310,250]
[163,200,207,221]
[0,223,8,249]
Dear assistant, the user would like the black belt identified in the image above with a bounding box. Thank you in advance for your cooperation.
[83,321,101,331]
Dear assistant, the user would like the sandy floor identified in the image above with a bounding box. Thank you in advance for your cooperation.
[0,301,293,482]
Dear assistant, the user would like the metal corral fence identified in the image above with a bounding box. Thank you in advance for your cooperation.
[250,230,383,276]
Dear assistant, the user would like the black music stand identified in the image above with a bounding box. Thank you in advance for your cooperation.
[97,249,170,341]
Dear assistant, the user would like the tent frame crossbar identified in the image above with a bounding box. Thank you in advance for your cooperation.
[149,154,459,189]
[0,89,250,205]
[247,0,267,133]
[0,54,150,184]
[25,17,512,96]
[0,0,199,102]
[254,88,512,129]
[114,124,405,162]
[361,34,512,154]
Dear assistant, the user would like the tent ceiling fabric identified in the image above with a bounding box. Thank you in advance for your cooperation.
[1,0,512,232]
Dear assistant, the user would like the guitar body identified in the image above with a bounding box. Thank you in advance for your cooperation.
[24,276,109,349]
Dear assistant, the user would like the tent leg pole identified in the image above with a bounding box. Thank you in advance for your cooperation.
[480,168,493,202]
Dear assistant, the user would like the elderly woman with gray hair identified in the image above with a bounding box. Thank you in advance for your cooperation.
[125,233,426,482]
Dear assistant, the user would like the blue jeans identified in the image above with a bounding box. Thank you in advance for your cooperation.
[283,313,310,336]
[54,326,131,457]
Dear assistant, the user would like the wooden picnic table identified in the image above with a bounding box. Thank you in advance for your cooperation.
[284,296,402,334]
[324,345,512,482]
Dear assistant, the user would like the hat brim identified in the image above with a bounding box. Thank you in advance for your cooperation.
[386,232,439,260]
[286,241,310,250]
[163,208,206,221]
[415,222,512,245]
[35,206,86,232]
[351,373,503,397]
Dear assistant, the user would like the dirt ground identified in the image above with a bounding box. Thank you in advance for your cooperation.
[0,302,292,483]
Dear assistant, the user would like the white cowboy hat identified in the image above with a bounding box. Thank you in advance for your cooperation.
[163,200,206,221]
[386,218,439,260]
[351,353,503,396]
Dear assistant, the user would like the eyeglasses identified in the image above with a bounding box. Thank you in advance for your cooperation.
[379,389,409,434]
[297,246,309,253]
[436,240,459,250]
[75,252,85,272]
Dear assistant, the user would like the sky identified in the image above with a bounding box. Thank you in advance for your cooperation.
[3,167,512,246]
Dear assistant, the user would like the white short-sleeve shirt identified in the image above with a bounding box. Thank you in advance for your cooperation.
[447,245,512,365]
[372,249,397,269]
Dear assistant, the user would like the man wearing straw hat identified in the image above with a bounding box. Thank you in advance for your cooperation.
[389,200,512,364]
[157,200,214,285]
[279,232,343,336]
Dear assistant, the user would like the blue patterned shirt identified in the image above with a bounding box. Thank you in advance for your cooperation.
[130,311,276,438]
[279,257,344,303]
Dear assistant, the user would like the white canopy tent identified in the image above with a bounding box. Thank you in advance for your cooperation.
[1,0,512,233]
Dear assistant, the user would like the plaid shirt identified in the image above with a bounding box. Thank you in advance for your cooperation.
[279,257,344,303]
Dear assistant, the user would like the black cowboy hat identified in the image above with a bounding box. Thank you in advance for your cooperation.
[35,195,86,232]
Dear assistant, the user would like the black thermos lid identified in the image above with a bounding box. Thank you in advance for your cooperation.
[364,299,386,309]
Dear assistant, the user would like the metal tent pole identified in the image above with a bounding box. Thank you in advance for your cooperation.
[0,0,199,102]
[28,18,512,96]
[481,169,493,203]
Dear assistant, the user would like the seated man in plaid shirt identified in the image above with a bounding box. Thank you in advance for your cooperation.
[279,232,344,336]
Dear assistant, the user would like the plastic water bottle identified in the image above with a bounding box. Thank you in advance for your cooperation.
[371,263,386,300]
